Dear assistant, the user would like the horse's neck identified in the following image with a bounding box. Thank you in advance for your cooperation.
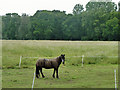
[56,57,61,65]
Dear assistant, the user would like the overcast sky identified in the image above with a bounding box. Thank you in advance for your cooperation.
[0,0,119,16]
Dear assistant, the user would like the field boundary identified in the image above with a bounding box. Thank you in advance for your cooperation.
[18,55,118,68]
[20,55,118,58]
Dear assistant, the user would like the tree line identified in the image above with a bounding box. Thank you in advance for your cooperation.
[2,1,120,40]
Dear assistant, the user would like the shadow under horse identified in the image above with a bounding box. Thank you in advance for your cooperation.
[36,54,65,78]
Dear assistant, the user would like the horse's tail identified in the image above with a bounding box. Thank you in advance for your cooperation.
[36,63,40,78]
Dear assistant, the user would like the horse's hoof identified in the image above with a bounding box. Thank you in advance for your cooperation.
[57,77,59,79]
[36,75,40,78]
[42,76,45,78]
[52,75,55,78]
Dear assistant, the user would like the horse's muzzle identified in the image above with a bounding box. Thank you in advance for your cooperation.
[63,62,65,65]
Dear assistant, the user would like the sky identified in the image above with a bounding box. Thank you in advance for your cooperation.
[0,0,119,16]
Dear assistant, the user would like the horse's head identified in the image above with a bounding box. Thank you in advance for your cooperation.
[60,54,65,64]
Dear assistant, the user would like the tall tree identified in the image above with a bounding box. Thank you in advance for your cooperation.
[2,13,21,39]
[73,4,84,15]
[86,2,117,12]
[52,10,67,40]
[118,1,120,40]
[84,1,117,40]
[63,14,83,40]
[18,13,31,40]
[31,10,54,40]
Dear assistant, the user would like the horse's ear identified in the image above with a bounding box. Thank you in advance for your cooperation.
[61,54,65,56]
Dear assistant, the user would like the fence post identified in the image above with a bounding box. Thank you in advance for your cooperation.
[114,69,117,90]
[32,70,36,90]
[19,56,22,68]
[82,55,84,67]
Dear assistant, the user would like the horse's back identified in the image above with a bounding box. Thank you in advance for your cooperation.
[36,58,56,68]
[36,59,45,67]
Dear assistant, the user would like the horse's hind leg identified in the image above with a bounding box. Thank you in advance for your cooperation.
[52,69,55,78]
[40,68,45,78]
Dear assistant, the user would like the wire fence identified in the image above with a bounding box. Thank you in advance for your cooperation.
[18,55,118,67]
[20,55,118,58]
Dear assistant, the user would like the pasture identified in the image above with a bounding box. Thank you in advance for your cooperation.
[2,40,118,88]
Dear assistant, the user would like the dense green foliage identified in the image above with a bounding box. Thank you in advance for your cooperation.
[2,2,120,40]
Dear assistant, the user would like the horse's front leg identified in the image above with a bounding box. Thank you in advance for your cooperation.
[56,68,59,79]
[52,69,55,78]
[36,65,40,78]
[40,68,45,78]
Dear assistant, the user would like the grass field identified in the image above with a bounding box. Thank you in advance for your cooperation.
[2,40,118,88]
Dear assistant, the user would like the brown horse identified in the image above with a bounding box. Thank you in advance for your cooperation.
[36,54,65,78]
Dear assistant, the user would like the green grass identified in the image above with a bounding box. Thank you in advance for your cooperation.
[34,65,118,88]
[2,40,118,88]
[2,40,118,68]
[2,65,118,88]
[2,68,33,88]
